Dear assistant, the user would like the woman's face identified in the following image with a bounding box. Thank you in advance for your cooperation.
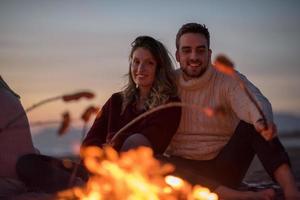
[130,47,157,92]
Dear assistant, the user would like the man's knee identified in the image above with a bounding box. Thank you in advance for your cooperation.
[120,134,152,152]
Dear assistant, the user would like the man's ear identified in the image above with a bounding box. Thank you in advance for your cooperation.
[175,50,180,62]
[208,49,212,56]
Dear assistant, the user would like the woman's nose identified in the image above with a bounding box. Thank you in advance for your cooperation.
[137,63,146,72]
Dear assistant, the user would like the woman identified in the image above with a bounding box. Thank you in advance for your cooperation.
[16,36,181,193]
[82,36,181,154]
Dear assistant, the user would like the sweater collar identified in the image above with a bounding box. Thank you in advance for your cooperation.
[177,64,215,90]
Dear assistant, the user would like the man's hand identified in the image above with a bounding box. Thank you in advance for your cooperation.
[254,119,277,141]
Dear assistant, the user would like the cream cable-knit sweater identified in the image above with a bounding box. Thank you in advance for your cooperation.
[166,65,273,160]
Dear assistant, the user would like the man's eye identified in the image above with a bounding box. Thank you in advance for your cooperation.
[196,48,206,54]
[182,49,190,53]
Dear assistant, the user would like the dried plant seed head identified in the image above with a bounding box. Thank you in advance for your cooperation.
[81,105,100,122]
[214,54,235,75]
[62,91,95,102]
[58,111,71,135]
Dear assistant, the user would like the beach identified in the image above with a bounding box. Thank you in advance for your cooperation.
[242,135,300,199]
[8,133,300,200]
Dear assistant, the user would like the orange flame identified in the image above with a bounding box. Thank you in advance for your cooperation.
[165,175,184,189]
[57,147,218,200]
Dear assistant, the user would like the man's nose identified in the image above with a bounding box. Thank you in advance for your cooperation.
[190,50,200,61]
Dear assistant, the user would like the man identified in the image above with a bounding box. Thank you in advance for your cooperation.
[0,76,36,198]
[164,23,300,200]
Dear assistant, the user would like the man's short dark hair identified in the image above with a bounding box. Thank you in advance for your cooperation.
[176,23,210,50]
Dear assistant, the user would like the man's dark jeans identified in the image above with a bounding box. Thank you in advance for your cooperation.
[159,121,291,190]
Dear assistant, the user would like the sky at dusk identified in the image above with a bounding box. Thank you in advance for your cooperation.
[1,0,300,126]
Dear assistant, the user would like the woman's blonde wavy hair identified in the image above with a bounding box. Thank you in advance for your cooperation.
[122,36,178,112]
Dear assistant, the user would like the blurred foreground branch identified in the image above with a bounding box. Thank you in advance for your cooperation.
[213,54,268,129]
[0,91,95,134]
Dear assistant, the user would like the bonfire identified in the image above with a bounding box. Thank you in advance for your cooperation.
[57,146,218,200]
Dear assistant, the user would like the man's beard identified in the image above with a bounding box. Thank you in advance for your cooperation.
[182,64,208,79]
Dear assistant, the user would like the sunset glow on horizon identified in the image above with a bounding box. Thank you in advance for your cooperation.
[1,0,300,125]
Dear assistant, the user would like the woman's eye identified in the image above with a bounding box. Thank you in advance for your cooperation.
[148,61,154,65]
[133,60,140,65]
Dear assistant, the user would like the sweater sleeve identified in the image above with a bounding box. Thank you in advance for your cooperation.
[226,72,273,125]
[81,97,110,148]
[140,97,181,154]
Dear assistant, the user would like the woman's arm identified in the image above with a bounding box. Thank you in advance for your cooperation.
[140,97,181,154]
[82,93,124,148]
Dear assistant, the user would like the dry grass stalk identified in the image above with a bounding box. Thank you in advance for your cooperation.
[0,90,95,134]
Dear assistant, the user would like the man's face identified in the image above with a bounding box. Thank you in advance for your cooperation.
[176,33,211,80]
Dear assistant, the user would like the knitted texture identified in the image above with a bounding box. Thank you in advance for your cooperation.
[166,65,273,160]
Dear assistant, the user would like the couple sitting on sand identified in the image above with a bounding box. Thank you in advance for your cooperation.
[3,22,300,200]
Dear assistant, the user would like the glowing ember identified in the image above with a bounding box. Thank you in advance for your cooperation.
[57,146,218,200]
[165,175,184,189]
[203,107,214,117]
[193,186,218,200]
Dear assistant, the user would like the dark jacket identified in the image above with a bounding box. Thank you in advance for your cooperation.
[82,92,181,154]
